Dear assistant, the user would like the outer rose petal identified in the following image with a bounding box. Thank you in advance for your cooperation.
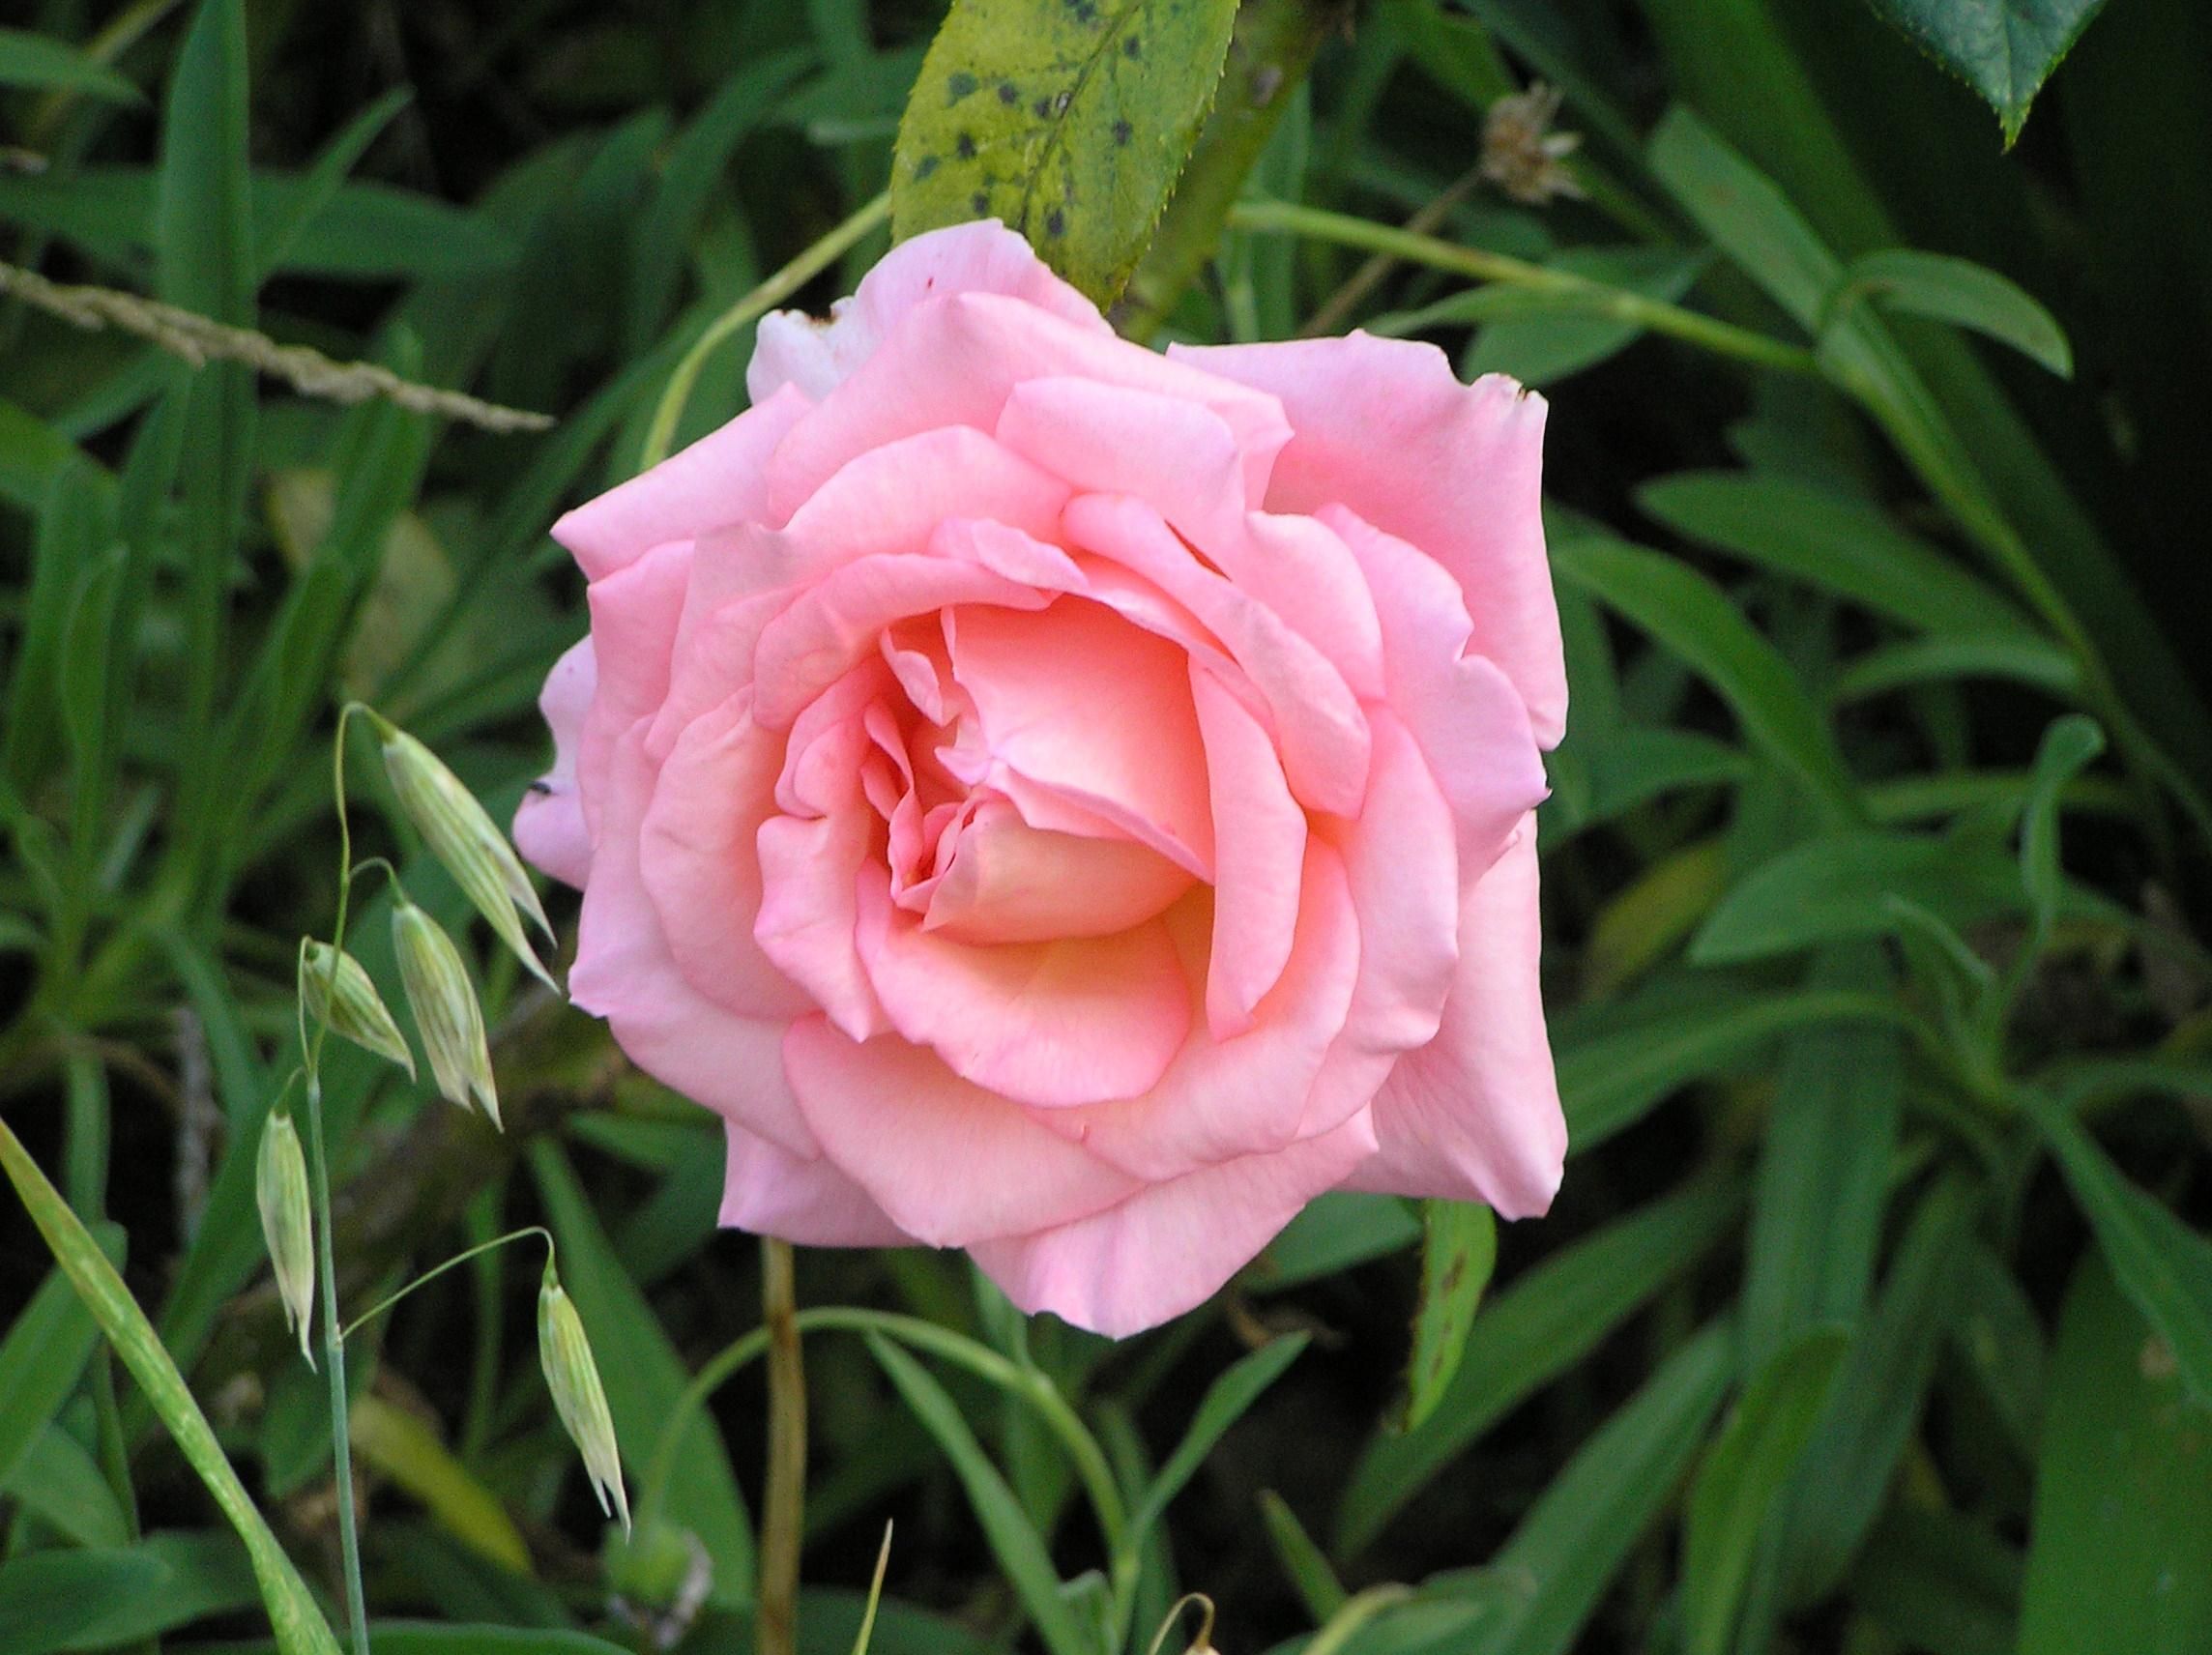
[575,540,692,842]
[721,1121,911,1246]
[514,637,596,888]
[747,219,1111,403]
[1346,819,1565,1218]
[971,1107,1381,1338]
[552,384,810,581]
[1189,663,1304,1038]
[570,727,820,1158]
[783,1014,1139,1247]
[1172,334,1566,746]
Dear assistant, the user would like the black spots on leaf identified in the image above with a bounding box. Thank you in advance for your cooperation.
[998,82,1019,105]
[1064,0,1100,23]
[914,155,940,181]
[1111,119,1132,147]
[971,190,991,216]
[1044,208,1066,239]
[1123,34,1141,59]
[955,131,977,160]
[946,71,978,102]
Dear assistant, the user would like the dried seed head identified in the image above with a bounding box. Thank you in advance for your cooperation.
[539,1263,630,1533]
[392,896,501,1129]
[255,1108,316,1368]
[299,939,415,1079]
[1480,83,1585,206]
[367,710,558,991]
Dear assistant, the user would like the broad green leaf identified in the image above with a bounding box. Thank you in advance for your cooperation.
[2018,1255,2212,1654]
[530,1143,755,1604]
[1850,1506,2022,1655]
[891,0,1239,305]
[2020,1090,2212,1407]
[1132,1334,1309,1539]
[0,26,140,102]
[862,1334,1091,1655]
[350,1394,532,1575]
[0,1118,342,1655]
[1557,984,1903,1151]
[1691,829,2024,965]
[1830,634,2080,703]
[1634,472,2035,639]
[358,1628,636,1655]
[0,1258,108,1487]
[1540,726,1747,845]
[1948,1240,2047,1458]
[1680,1328,1849,1655]
[1833,248,2072,375]
[1552,535,1857,817]
[1467,1323,1735,1655]
[1742,982,1902,1367]
[0,1550,173,1655]
[18,1531,261,1649]
[1247,1192,1422,1291]
[1772,1176,1979,1605]
[1,1424,131,1549]
[1861,0,2111,143]
[1338,1176,1744,1555]
[1398,1202,1497,1433]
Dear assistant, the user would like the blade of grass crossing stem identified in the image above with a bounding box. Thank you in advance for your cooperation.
[2017,1255,2212,1655]
[1398,1202,1497,1433]
[157,0,257,874]
[1338,1175,1745,1556]
[1128,1334,1310,1542]
[1468,1322,1735,1655]
[861,1333,1091,1655]
[1551,535,1857,820]
[0,1118,341,1655]
[1680,1328,1849,1655]
[528,1143,754,1602]
[2019,1089,2212,1407]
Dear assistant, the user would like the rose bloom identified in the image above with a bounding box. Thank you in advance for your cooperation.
[517,222,1567,1336]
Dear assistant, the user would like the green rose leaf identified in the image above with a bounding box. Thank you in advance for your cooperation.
[1862,0,2112,144]
[892,0,1239,306]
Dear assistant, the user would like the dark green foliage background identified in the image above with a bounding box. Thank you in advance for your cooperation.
[3,1,2210,1653]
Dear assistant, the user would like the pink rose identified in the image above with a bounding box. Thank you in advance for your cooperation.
[517,222,1567,1336]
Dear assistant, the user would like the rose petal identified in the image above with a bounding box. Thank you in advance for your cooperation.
[946,596,1216,877]
[514,637,597,888]
[971,1107,1380,1337]
[922,798,1195,944]
[855,870,1191,1108]
[570,726,819,1157]
[783,1013,1139,1246]
[1324,505,1550,869]
[575,540,693,842]
[553,384,810,581]
[637,691,814,1022]
[720,1120,912,1246]
[1172,334,1565,745]
[1062,493,1370,816]
[1190,663,1305,1038]
[1346,820,1565,1218]
[747,219,1110,404]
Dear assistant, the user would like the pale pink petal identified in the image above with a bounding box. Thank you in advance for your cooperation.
[552,384,810,581]
[946,597,1216,877]
[921,798,1194,944]
[575,540,693,842]
[1346,821,1565,1218]
[972,1108,1381,1337]
[721,1120,912,1246]
[1172,334,1565,745]
[765,292,1290,520]
[782,1014,1139,1246]
[855,871,1191,1109]
[1043,841,1359,1182]
[569,726,819,1157]
[747,219,1109,404]
[1324,506,1550,869]
[1062,493,1370,816]
[1190,664,1305,1038]
[776,425,1071,580]
[995,379,1382,697]
[750,549,1055,730]
[636,691,813,1022]
[514,637,597,888]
